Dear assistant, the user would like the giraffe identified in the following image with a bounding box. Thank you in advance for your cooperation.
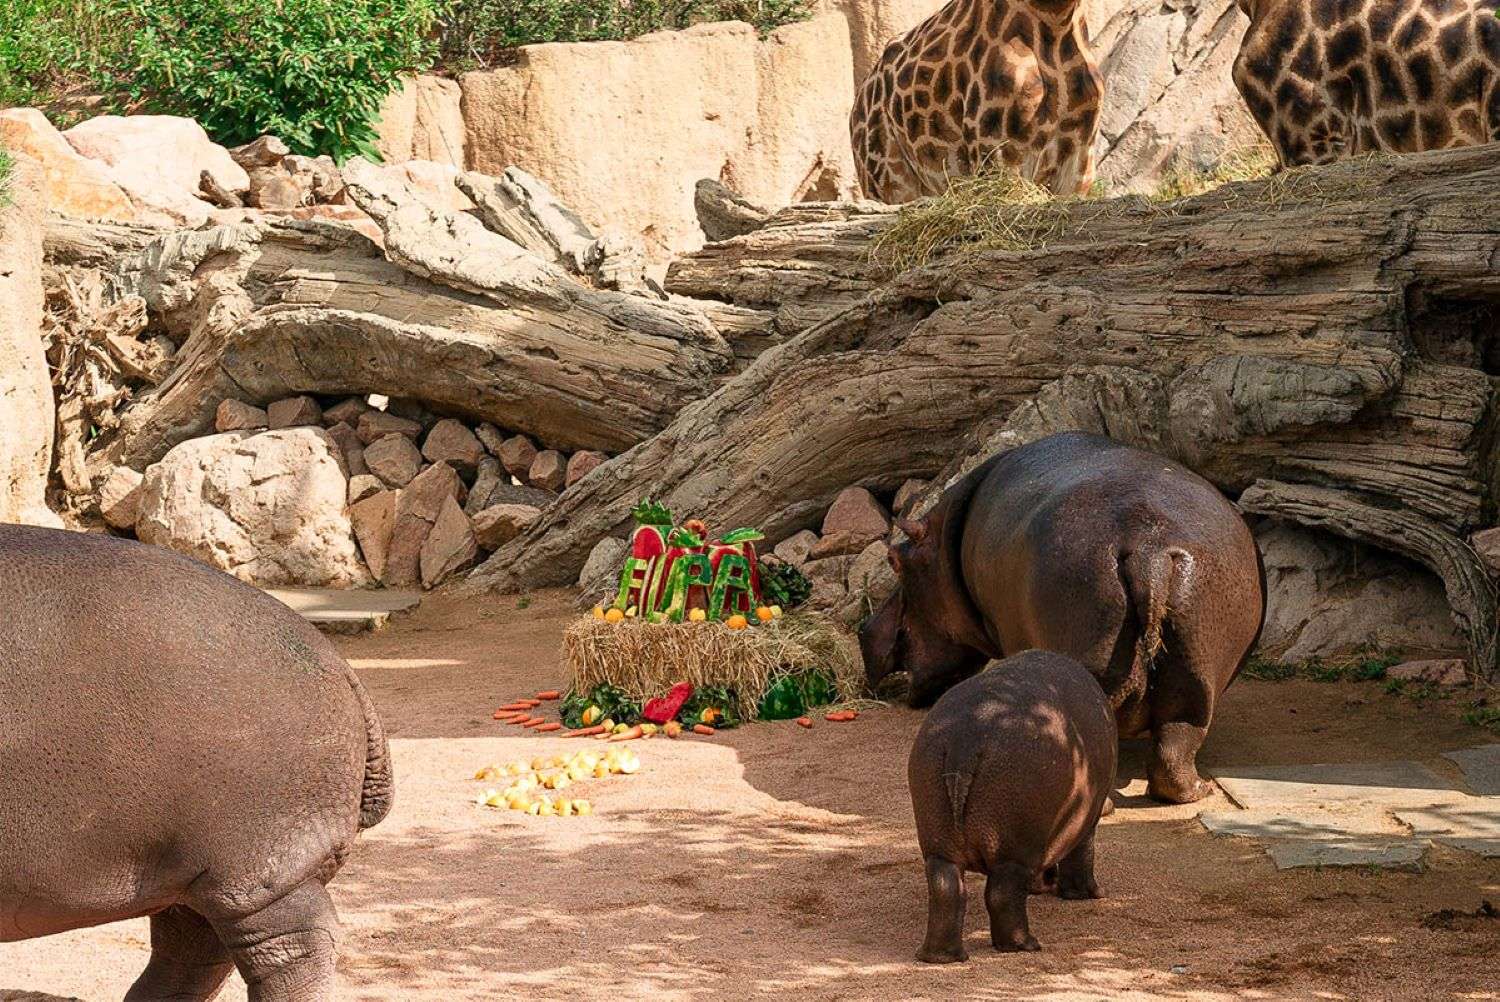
[849,0,1104,203]
[1233,0,1500,166]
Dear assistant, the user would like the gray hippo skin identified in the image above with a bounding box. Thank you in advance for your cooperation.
[909,650,1115,963]
[0,525,393,1001]
[862,432,1264,804]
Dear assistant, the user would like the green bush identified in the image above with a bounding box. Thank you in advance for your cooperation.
[0,145,13,208]
[436,0,813,68]
[0,1,125,113]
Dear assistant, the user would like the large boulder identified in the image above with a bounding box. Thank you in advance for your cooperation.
[135,429,369,587]
[62,115,249,227]
[0,108,139,223]
[0,152,61,527]
[1256,521,1465,662]
[376,75,467,167]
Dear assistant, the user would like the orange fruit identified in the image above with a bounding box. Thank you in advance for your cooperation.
[755,606,774,622]
[604,608,625,624]
[726,614,749,630]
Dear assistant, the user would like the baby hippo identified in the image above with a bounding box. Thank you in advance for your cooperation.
[908,650,1116,963]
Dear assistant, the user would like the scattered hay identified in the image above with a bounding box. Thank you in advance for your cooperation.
[563,613,863,721]
[1152,145,1278,201]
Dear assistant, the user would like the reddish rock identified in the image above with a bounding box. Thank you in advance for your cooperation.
[364,433,423,489]
[772,529,819,566]
[228,134,289,169]
[497,433,538,481]
[266,395,322,429]
[214,399,267,433]
[349,489,398,581]
[356,409,422,445]
[893,478,929,516]
[807,530,870,560]
[566,450,607,487]
[347,474,384,506]
[821,486,890,546]
[323,397,369,427]
[472,503,542,551]
[1386,659,1468,686]
[475,422,506,456]
[384,463,462,587]
[420,494,478,588]
[422,418,485,475]
[528,449,567,492]
[97,466,144,530]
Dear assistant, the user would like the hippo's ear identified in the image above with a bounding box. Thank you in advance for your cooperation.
[895,517,927,544]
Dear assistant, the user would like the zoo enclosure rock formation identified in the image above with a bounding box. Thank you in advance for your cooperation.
[473,146,1500,681]
[0,153,61,528]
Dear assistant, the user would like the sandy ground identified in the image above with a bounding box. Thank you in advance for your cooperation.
[4,587,1497,1001]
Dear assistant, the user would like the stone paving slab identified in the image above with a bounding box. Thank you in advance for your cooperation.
[1199,809,1429,870]
[1442,744,1500,795]
[264,587,421,634]
[1264,838,1429,871]
[1213,761,1467,812]
[1394,799,1500,858]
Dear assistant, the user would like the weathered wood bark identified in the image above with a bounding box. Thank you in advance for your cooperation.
[476,147,1500,679]
[88,165,734,471]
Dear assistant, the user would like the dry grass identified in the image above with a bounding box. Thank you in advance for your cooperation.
[1152,145,1278,201]
[563,612,863,721]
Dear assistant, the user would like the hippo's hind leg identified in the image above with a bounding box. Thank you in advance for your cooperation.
[1056,829,1102,900]
[917,855,969,964]
[210,880,339,1002]
[985,861,1040,952]
[1146,639,1217,804]
[125,906,235,1002]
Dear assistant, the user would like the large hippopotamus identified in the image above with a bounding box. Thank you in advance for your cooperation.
[1,525,392,1001]
[909,650,1115,963]
[861,433,1264,804]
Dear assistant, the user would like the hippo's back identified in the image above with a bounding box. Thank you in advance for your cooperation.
[0,525,372,939]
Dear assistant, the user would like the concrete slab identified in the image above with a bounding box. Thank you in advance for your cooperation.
[1395,799,1500,858]
[1443,744,1500,795]
[264,587,420,634]
[1213,761,1467,812]
[1199,809,1430,870]
[1265,838,1429,871]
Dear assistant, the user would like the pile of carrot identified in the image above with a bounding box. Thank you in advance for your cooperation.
[488,689,739,740]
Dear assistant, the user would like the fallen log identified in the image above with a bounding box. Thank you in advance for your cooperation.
[474,146,1500,679]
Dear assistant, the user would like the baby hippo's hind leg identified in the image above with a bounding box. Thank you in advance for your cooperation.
[125,907,235,1002]
[1056,829,1102,901]
[917,856,969,964]
[210,880,340,1002]
[985,861,1040,952]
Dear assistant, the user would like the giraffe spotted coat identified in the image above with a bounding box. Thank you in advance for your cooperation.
[1234,0,1500,165]
[849,0,1103,202]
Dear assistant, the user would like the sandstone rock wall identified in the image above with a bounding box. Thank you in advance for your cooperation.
[0,153,60,527]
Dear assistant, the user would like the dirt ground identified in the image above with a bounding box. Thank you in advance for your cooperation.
[4,588,1497,1001]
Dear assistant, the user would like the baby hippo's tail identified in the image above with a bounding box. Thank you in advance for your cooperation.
[1121,546,1194,669]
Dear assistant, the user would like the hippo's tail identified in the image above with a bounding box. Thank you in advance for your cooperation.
[1121,546,1193,668]
[343,662,394,831]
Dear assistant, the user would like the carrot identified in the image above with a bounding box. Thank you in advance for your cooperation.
[564,725,607,738]
[691,724,716,736]
[512,716,541,726]
[535,722,562,732]
[497,703,531,712]
[523,718,549,729]
[535,690,561,700]
[824,710,858,722]
[607,725,644,742]
[795,717,813,728]
[495,713,527,723]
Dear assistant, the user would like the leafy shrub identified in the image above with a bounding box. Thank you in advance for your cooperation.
[0,145,13,208]
[0,1,127,113]
[436,0,812,68]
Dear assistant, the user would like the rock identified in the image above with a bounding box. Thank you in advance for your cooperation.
[1256,521,1465,662]
[577,536,629,606]
[246,167,309,210]
[694,179,771,242]
[214,399,268,432]
[893,478,928,516]
[323,422,367,477]
[808,530,874,560]
[475,422,506,456]
[228,135,290,169]
[421,418,485,475]
[62,115,249,227]
[284,155,345,203]
[837,540,898,625]
[466,456,504,516]
[135,429,368,587]
[266,395,323,429]
[0,152,60,527]
[773,529,820,566]
[97,467,144,530]
[566,450,607,487]
[802,553,855,610]
[364,433,424,489]
[468,471,558,514]
[347,474,385,506]
[1471,527,1500,574]
[386,397,438,432]
[197,169,242,209]
[420,494,479,588]
[384,462,463,587]
[1386,659,1469,686]
[0,108,139,224]
[528,450,567,492]
[356,409,423,445]
[456,16,859,263]
[821,486,890,546]
[497,433,539,481]
[374,159,475,214]
[348,489,399,581]
[375,75,466,167]
[473,503,542,551]
[458,166,601,273]
[323,397,370,427]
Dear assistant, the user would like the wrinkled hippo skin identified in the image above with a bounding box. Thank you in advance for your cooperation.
[862,433,1265,804]
[909,650,1116,963]
[0,525,392,1001]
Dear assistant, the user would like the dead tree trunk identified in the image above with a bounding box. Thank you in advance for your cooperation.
[474,146,1500,679]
